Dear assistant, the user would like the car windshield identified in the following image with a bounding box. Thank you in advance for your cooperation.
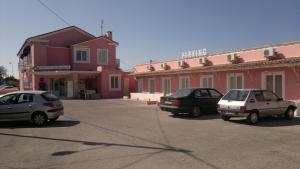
[222,90,249,101]
[172,88,193,97]
[41,92,59,101]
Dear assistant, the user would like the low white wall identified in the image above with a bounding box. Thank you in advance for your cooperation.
[295,101,300,116]
[130,92,164,102]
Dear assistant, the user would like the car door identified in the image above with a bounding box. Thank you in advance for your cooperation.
[262,91,280,116]
[0,94,19,120]
[252,91,269,117]
[193,89,211,112]
[263,91,283,115]
[208,89,223,112]
[13,93,35,120]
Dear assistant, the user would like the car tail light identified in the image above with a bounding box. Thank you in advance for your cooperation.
[160,98,165,103]
[240,106,246,111]
[172,100,181,107]
[44,102,55,108]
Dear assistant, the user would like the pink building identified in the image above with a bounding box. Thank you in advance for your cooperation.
[18,26,135,99]
[131,41,300,102]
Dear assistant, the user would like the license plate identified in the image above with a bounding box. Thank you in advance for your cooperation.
[165,101,172,104]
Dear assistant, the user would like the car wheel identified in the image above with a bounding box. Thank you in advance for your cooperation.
[247,112,258,124]
[221,115,231,121]
[191,106,201,117]
[32,112,48,126]
[49,116,59,122]
[285,107,294,120]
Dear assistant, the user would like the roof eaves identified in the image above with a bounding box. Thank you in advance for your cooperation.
[17,26,96,56]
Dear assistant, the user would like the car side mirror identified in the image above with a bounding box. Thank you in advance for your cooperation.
[277,98,283,101]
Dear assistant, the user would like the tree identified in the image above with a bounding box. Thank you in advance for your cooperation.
[4,76,19,87]
[0,66,7,83]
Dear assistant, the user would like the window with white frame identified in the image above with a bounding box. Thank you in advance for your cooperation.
[262,72,284,98]
[109,75,121,91]
[227,73,244,90]
[97,49,108,65]
[74,48,90,63]
[137,79,143,92]
[148,79,156,94]
[162,78,171,95]
[179,76,190,89]
[200,75,213,88]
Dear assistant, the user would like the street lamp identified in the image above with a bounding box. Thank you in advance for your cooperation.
[9,62,13,77]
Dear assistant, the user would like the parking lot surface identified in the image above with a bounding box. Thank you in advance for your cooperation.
[1,99,300,169]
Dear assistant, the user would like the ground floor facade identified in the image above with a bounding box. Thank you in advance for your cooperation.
[20,68,136,99]
[131,66,300,101]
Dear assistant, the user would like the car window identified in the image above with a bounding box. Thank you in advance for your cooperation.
[263,91,278,101]
[209,89,222,97]
[200,89,209,97]
[0,94,18,105]
[194,90,201,98]
[222,90,249,101]
[194,89,210,98]
[172,89,193,97]
[41,92,59,101]
[17,94,34,104]
[253,91,264,102]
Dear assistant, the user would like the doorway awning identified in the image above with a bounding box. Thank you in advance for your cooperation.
[32,70,101,76]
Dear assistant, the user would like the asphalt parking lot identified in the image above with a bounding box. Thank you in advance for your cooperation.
[1,99,300,169]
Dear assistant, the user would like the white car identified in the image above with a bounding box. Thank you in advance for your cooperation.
[217,89,297,124]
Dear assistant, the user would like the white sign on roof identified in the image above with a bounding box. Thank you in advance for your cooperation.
[181,48,207,59]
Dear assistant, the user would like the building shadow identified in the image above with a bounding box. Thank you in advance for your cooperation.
[0,120,80,129]
[169,113,220,120]
[229,117,300,127]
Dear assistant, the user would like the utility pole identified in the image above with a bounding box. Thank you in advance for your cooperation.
[101,19,104,36]
[9,62,13,77]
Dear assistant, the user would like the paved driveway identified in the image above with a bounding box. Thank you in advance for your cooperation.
[0,99,300,169]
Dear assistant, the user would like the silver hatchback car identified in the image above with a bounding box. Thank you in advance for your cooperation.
[0,91,64,126]
[217,89,297,124]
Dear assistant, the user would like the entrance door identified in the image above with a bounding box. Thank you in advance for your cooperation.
[67,81,74,98]
[262,72,284,98]
[49,78,66,97]
[124,78,129,97]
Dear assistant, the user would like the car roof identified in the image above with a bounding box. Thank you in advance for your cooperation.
[6,90,47,95]
[229,89,266,92]
[182,87,217,90]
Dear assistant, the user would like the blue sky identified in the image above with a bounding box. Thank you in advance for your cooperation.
[1,0,300,77]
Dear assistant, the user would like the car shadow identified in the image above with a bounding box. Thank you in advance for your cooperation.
[229,117,300,127]
[0,120,80,129]
[169,113,220,120]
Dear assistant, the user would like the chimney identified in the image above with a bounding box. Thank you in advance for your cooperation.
[106,31,112,40]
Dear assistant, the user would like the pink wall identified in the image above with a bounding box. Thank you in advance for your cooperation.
[32,44,47,66]
[71,38,117,71]
[47,47,71,66]
[99,68,125,98]
[136,66,300,100]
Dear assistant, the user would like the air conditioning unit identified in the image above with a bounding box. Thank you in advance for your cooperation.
[227,53,237,62]
[178,60,186,68]
[147,64,154,71]
[199,57,207,64]
[161,63,168,70]
[264,48,275,58]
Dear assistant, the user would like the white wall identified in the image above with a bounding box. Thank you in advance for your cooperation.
[130,92,163,102]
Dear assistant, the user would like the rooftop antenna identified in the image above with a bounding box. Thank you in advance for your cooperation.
[101,19,104,36]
